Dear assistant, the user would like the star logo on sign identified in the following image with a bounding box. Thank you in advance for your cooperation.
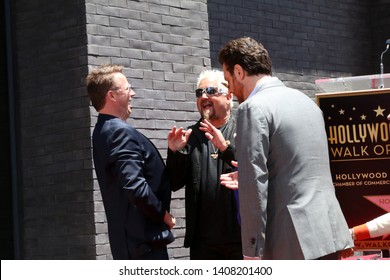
[373,106,385,117]
[339,109,345,115]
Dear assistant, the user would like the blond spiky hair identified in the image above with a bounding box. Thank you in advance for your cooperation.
[196,69,228,93]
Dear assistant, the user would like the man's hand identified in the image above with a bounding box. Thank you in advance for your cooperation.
[338,248,354,259]
[220,161,239,190]
[199,119,230,152]
[168,126,192,152]
[163,211,176,230]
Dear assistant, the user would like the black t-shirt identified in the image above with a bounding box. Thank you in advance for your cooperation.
[196,123,241,244]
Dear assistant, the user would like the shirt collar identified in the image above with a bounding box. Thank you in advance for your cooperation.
[248,76,278,99]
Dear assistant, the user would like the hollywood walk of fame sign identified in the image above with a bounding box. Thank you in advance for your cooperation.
[317,89,390,250]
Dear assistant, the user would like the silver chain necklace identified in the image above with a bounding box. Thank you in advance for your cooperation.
[210,143,218,159]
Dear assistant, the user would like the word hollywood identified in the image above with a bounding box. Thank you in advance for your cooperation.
[334,172,388,180]
[328,122,390,144]
[328,122,390,159]
[333,172,389,187]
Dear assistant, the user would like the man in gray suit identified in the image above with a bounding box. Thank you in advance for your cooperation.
[217,37,354,259]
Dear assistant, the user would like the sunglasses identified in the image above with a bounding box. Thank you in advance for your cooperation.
[195,87,226,98]
[111,84,132,93]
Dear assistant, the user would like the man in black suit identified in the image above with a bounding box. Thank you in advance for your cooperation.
[166,69,242,259]
[86,64,175,260]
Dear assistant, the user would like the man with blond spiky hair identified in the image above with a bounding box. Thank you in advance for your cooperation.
[167,69,242,259]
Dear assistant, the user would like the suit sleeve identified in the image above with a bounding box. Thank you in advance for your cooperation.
[219,143,236,167]
[353,213,390,240]
[236,102,269,258]
[166,147,188,192]
[366,213,390,237]
[110,127,165,223]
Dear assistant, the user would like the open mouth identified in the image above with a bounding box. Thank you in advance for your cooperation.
[202,101,213,110]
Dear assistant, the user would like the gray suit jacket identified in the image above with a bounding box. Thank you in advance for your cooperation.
[236,78,353,259]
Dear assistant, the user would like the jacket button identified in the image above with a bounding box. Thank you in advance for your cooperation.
[251,238,256,244]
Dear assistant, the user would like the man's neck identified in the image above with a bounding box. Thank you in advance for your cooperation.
[244,74,271,100]
[208,112,231,129]
[99,108,126,121]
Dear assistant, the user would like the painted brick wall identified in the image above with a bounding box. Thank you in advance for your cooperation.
[14,0,94,259]
[370,0,390,75]
[85,0,210,259]
[208,0,374,98]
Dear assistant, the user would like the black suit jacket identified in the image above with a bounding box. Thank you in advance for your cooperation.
[93,114,173,259]
[166,119,239,248]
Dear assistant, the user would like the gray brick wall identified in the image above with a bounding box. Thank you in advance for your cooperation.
[370,0,390,75]
[8,0,390,260]
[208,0,376,96]
[14,0,93,259]
[85,0,210,259]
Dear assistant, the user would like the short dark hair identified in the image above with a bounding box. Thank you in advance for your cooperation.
[218,37,272,76]
[86,64,123,111]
